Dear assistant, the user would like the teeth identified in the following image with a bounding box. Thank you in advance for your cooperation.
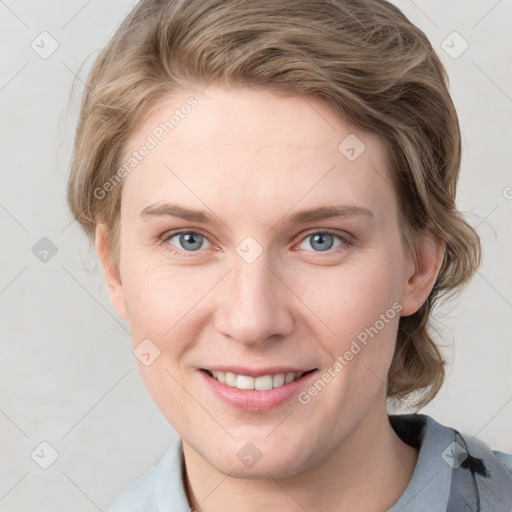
[273,373,285,387]
[236,375,255,390]
[285,372,296,384]
[210,370,305,390]
[254,375,273,391]
[225,372,237,387]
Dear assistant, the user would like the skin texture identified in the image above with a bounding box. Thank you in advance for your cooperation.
[96,86,444,511]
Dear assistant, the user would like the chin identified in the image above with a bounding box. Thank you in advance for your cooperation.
[196,435,315,480]
[214,452,309,480]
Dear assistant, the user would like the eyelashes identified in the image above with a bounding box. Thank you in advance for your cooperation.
[159,229,353,257]
[164,231,211,253]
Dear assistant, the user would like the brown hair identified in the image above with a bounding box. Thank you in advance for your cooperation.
[67,0,481,408]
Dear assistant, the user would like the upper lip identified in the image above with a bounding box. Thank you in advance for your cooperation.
[201,366,318,377]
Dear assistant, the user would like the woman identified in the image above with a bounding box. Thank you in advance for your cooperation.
[67,0,512,510]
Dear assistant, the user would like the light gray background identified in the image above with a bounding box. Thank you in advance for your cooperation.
[1,0,511,510]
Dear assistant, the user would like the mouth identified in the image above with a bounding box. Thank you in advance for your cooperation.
[201,368,318,391]
[199,366,320,411]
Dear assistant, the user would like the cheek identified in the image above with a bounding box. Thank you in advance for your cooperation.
[294,255,402,340]
[121,254,220,352]
[122,241,185,314]
[120,257,206,425]
[290,253,403,394]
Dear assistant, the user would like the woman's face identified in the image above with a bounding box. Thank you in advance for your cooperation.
[101,86,423,478]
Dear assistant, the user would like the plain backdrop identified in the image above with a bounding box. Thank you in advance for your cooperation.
[1,0,511,510]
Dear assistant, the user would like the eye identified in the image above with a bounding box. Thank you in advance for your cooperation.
[163,231,211,253]
[296,231,349,253]
[159,229,351,257]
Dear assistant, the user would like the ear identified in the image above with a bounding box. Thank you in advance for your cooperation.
[95,222,129,320]
[399,230,445,317]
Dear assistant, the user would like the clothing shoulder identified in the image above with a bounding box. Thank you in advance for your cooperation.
[421,414,512,510]
[105,440,189,512]
[493,450,512,474]
[388,414,512,512]
[106,463,159,512]
[455,429,512,508]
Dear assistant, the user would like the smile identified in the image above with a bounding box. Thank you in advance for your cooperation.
[204,370,313,390]
[200,367,318,411]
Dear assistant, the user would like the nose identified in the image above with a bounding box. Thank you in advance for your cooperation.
[214,251,295,346]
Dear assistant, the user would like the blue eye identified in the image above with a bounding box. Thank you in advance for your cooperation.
[161,229,349,257]
[299,232,345,252]
[167,232,210,252]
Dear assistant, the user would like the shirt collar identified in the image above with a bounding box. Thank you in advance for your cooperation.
[387,413,454,511]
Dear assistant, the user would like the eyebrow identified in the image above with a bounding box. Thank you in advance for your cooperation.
[139,203,373,224]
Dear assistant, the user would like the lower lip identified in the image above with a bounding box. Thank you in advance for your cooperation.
[199,370,318,411]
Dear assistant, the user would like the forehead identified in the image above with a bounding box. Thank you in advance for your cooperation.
[120,86,396,226]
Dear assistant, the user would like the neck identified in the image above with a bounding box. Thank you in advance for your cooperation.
[183,394,418,512]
